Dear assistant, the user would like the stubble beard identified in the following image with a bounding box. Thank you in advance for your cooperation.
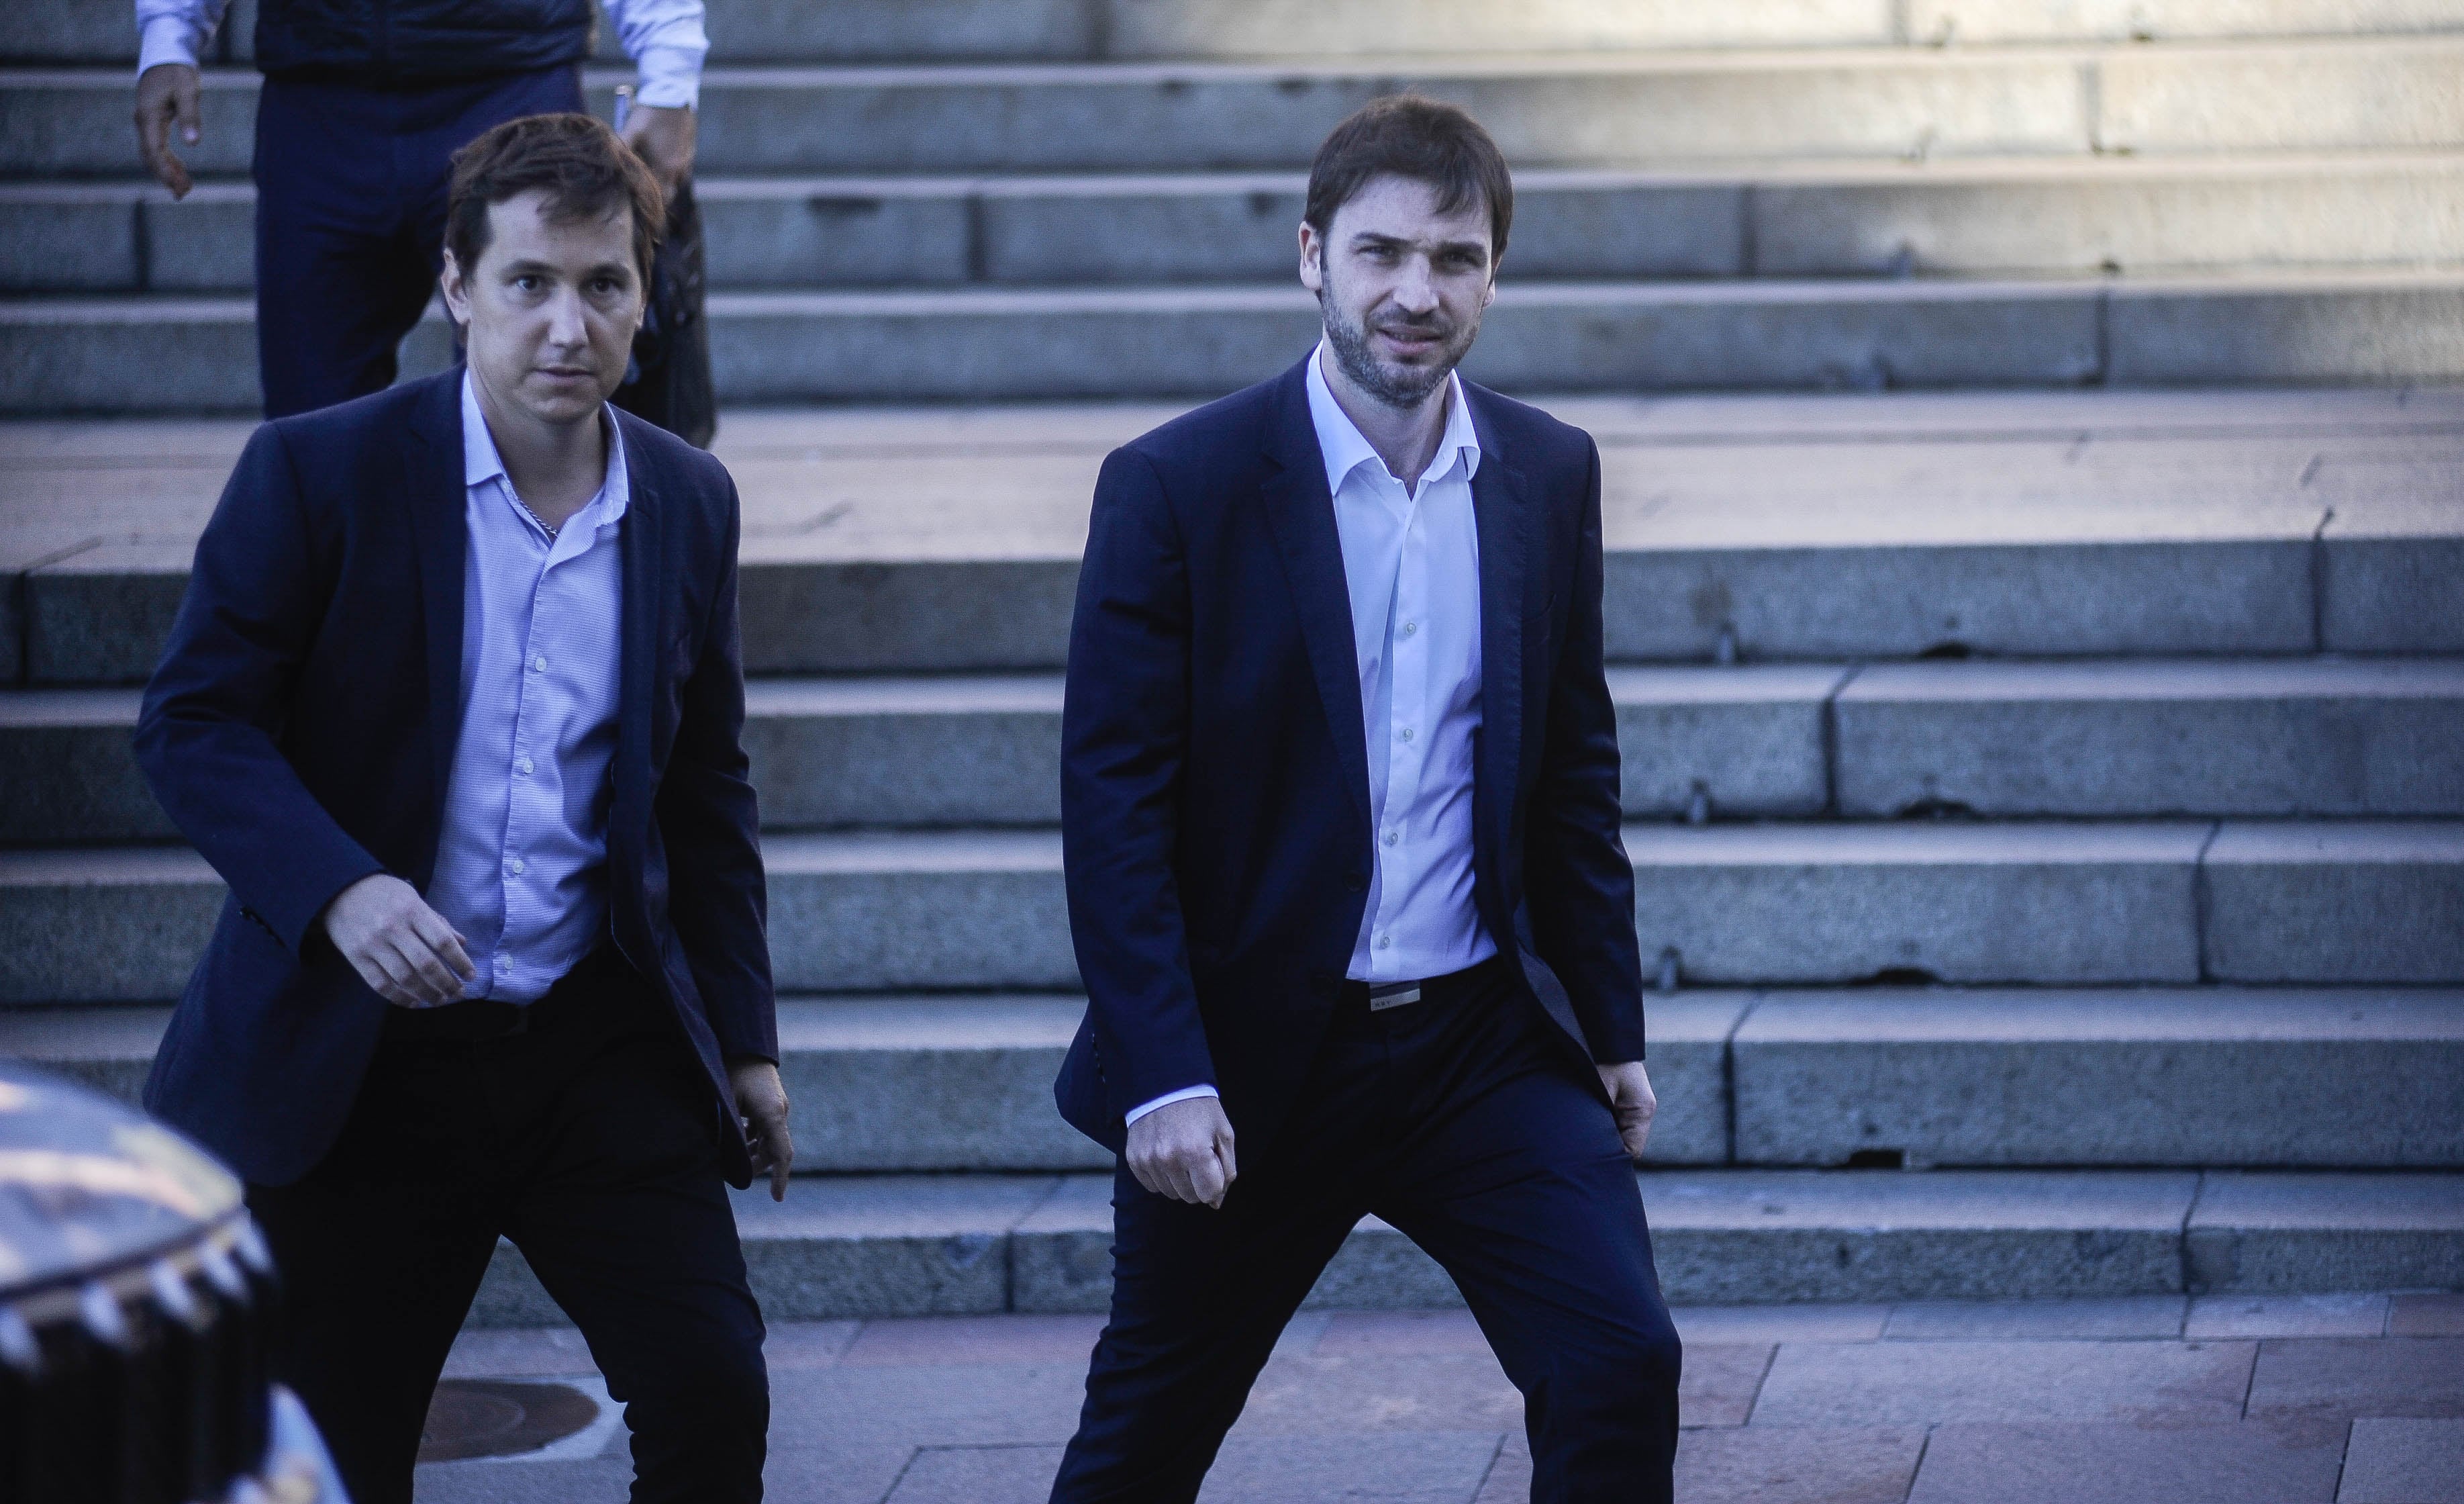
[1318,270,1483,413]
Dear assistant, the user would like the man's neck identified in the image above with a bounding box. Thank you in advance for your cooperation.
[1320,344,1451,492]
[473,372,607,532]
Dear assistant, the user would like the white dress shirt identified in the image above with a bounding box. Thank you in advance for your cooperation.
[1127,345,1496,1127]
[423,373,628,1003]
[136,0,710,109]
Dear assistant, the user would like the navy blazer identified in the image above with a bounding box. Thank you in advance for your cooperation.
[1055,356,1646,1155]
[136,369,775,1188]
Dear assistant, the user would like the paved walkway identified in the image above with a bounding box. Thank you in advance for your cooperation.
[414,1293,2463,1503]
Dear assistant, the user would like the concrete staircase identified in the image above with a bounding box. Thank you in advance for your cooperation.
[4,0,2464,409]
[3,2,2462,1323]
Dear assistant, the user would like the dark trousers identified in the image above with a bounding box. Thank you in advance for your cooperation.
[1050,961,1682,1504]
[251,64,585,418]
[246,950,767,1504]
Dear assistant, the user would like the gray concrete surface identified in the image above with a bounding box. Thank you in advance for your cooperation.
[2203,822,2464,984]
[1729,988,2464,1166]
[1833,658,2464,818]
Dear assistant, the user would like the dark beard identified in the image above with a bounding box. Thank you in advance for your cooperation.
[1320,279,1483,412]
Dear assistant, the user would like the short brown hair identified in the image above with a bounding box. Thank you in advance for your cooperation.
[445,113,663,287]
[1303,95,1514,265]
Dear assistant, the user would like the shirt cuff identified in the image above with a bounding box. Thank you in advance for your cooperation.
[633,44,703,111]
[137,14,203,75]
[1124,1084,1219,1127]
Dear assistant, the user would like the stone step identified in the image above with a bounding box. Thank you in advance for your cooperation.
[8,38,2463,177]
[1728,988,2464,1168]
[457,1167,2464,1323]
[1830,656,2464,818]
[11,657,2459,843]
[12,987,2454,1172]
[7,269,2464,418]
[13,0,2463,66]
[4,820,2457,1003]
[13,152,2463,294]
[9,392,2460,684]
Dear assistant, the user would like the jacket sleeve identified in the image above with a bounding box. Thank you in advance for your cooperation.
[133,421,386,954]
[655,474,777,1064]
[1522,436,1648,1062]
[1060,446,1217,1119]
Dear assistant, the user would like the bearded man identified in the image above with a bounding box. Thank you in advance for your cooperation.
[1046,95,1683,1504]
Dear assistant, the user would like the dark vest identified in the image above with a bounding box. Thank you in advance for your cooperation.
[254,0,594,85]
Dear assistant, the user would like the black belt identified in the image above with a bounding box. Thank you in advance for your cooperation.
[1337,955,1511,1017]
[380,943,650,1043]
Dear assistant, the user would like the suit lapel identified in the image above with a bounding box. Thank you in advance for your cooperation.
[1259,364,1372,831]
[1467,387,1530,863]
[614,411,663,855]
[403,372,469,858]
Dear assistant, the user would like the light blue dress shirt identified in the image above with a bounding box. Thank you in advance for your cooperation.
[1126,345,1495,1126]
[424,373,628,1004]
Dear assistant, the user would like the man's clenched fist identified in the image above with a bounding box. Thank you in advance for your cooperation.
[319,873,476,1007]
[1597,1061,1657,1161]
[1126,1095,1237,1209]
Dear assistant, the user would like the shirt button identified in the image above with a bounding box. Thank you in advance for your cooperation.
[1399,727,1415,743]
[507,858,527,876]
[1383,831,1399,847]
[1376,934,1393,950]
[530,655,548,673]
[1401,621,1418,637]
[515,757,534,776]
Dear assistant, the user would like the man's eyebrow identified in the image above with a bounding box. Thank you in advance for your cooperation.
[1347,231,1489,260]
[497,257,632,277]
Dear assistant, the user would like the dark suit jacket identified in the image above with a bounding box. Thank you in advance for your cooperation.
[136,369,775,1188]
[1054,355,1645,1155]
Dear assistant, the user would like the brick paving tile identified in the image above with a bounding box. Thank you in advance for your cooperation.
[1906,1422,2345,1504]
[2246,1337,2464,1422]
[2389,1294,2464,1337]
[766,1362,1089,1449]
[440,1327,604,1380]
[1751,1339,2257,1426]
[1672,1425,1928,1504]
[2338,1417,2464,1503]
[413,1458,632,1504]
[878,1443,1059,1503]
[1316,1309,1491,1356]
[1670,1303,1891,1345]
[1231,1352,1524,1435]
[1884,1296,2186,1341]
[2187,1293,2391,1340]
[840,1313,1106,1367]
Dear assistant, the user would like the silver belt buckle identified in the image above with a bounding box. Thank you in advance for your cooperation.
[1368,982,1423,1012]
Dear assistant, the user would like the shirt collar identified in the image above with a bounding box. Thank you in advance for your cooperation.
[459,369,630,529]
[1303,341,1481,500]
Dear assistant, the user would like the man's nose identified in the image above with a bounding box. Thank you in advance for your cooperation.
[1391,258,1440,313]
[544,286,589,346]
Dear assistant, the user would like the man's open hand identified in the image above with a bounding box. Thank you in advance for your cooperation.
[1126,1095,1236,1209]
[729,1057,793,1201]
[319,874,475,1007]
[135,62,201,199]
[1597,1061,1657,1161]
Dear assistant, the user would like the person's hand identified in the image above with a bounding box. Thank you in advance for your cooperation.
[1126,1095,1236,1209]
[1598,1062,1657,1161]
[728,1057,793,1201]
[135,62,202,199]
[319,874,475,1007]
[620,103,697,205]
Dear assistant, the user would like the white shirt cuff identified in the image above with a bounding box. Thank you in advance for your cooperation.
[137,14,203,75]
[633,44,704,110]
[1124,1084,1219,1127]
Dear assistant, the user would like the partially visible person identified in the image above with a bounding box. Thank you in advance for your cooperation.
[136,113,783,1504]
[132,0,705,418]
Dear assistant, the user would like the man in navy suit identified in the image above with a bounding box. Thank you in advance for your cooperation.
[135,113,785,1504]
[1049,96,1682,1503]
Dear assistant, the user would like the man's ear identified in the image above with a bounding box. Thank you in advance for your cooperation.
[1297,221,1324,294]
[439,248,469,324]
